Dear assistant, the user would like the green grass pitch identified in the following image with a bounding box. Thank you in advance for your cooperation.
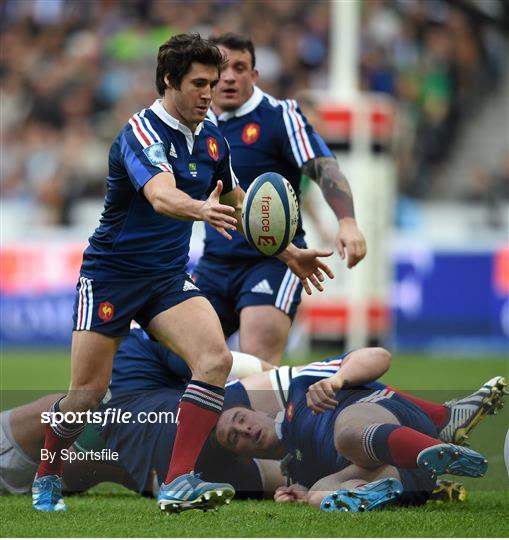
[1,349,508,537]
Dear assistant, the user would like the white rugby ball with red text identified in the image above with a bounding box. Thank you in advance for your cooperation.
[242,172,298,256]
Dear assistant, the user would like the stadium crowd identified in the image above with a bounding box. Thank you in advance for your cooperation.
[1,0,507,225]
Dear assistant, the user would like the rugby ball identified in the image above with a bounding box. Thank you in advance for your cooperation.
[242,172,298,256]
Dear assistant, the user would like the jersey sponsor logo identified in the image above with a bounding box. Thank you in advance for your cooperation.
[189,162,198,177]
[206,137,219,161]
[169,142,178,158]
[98,302,115,321]
[242,122,261,144]
[143,142,169,167]
[183,280,199,292]
[129,112,172,174]
[286,402,295,422]
[251,279,274,295]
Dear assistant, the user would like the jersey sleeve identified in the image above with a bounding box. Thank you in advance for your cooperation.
[208,138,239,196]
[291,352,349,387]
[276,99,334,168]
[119,113,174,191]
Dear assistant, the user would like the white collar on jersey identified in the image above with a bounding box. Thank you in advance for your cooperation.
[211,85,264,122]
[274,410,285,440]
[150,99,204,154]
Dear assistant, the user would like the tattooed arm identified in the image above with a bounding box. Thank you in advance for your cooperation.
[301,157,366,268]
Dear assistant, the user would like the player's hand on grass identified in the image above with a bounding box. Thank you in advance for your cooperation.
[280,247,334,295]
[306,374,344,414]
[337,217,366,268]
[274,484,308,503]
[201,180,237,240]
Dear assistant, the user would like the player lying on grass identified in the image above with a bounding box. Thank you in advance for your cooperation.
[214,355,507,512]
[2,327,505,509]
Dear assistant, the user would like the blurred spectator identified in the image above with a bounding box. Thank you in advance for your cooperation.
[0,0,507,226]
[463,152,509,227]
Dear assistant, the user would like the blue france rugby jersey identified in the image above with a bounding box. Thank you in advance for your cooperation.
[278,354,394,488]
[279,355,350,487]
[82,99,238,278]
[205,87,334,260]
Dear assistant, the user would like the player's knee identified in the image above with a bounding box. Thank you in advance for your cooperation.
[195,348,232,382]
[335,423,362,458]
[212,349,233,376]
[242,327,285,364]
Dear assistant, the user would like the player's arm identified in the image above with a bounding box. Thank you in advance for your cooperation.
[143,172,237,240]
[121,122,237,239]
[305,348,392,414]
[220,186,335,295]
[301,157,366,268]
[255,459,287,498]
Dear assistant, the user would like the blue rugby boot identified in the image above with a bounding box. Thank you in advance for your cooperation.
[32,475,66,512]
[320,477,403,513]
[417,443,488,478]
[158,472,235,513]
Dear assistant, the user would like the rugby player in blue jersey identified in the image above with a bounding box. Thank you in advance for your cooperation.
[192,33,366,365]
[32,33,334,514]
[215,354,506,512]
[3,327,276,498]
[8,326,504,508]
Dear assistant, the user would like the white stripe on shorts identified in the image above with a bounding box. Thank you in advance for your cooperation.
[76,277,93,330]
[275,269,299,314]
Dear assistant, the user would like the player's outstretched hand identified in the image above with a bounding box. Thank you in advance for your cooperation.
[336,217,367,268]
[274,483,308,503]
[201,180,237,240]
[284,248,334,295]
[306,374,344,414]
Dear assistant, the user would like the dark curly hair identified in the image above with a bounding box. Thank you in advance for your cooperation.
[155,33,225,95]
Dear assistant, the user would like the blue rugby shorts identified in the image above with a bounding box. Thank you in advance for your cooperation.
[72,272,204,337]
[193,256,303,337]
